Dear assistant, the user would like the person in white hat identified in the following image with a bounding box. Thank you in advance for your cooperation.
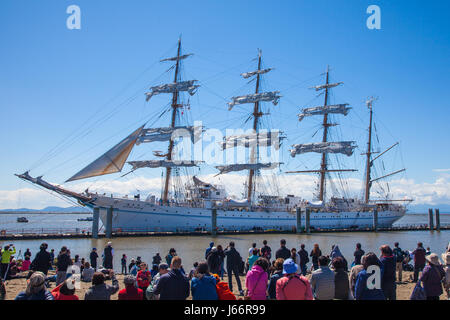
[419,253,445,300]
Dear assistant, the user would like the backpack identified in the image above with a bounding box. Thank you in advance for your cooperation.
[394,248,404,263]
[262,246,272,259]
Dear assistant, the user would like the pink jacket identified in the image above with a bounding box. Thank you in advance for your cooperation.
[276,274,313,300]
[245,265,268,300]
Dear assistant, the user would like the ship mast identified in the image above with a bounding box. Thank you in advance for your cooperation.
[364,97,375,203]
[318,66,330,202]
[247,50,262,202]
[163,38,182,203]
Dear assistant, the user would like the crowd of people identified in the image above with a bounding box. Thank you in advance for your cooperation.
[0,239,449,300]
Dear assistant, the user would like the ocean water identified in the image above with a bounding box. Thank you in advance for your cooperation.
[0,213,448,272]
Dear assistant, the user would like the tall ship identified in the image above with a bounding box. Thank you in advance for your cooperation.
[16,39,410,232]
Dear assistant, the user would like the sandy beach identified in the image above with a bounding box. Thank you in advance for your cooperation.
[2,270,447,300]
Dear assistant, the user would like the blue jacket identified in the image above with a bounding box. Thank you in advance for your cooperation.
[268,271,283,299]
[15,290,54,300]
[355,270,386,300]
[191,274,218,300]
[379,255,396,287]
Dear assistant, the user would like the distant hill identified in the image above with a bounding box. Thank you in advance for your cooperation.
[0,206,91,213]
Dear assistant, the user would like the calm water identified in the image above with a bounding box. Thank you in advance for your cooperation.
[0,213,449,271]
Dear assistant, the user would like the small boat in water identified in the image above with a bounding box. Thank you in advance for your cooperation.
[77,217,93,222]
[17,217,28,223]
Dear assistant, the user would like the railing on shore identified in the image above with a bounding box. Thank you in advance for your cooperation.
[0,228,91,235]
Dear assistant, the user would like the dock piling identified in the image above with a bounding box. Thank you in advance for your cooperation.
[106,207,113,238]
[92,207,100,239]
[211,208,217,236]
[296,207,302,234]
[428,208,434,231]
[435,208,440,231]
[373,208,378,231]
[305,207,311,233]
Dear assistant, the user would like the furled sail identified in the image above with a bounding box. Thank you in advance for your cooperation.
[215,162,281,175]
[227,91,281,110]
[136,126,203,145]
[310,82,343,91]
[127,160,202,170]
[298,104,351,122]
[290,141,356,157]
[145,80,200,101]
[241,68,273,79]
[66,126,144,182]
[220,131,285,150]
[160,53,193,62]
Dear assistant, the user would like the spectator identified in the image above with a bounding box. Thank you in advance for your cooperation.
[224,242,244,296]
[130,261,139,276]
[81,262,95,282]
[349,255,366,296]
[330,245,348,271]
[128,258,136,274]
[30,243,52,275]
[152,253,162,266]
[393,242,405,282]
[103,242,114,270]
[205,242,214,259]
[56,246,72,286]
[354,243,365,266]
[20,256,31,272]
[248,248,259,270]
[191,262,218,300]
[310,244,322,271]
[1,244,16,279]
[89,248,98,270]
[212,273,236,300]
[260,240,272,261]
[298,244,309,276]
[51,278,79,300]
[207,247,221,275]
[380,245,396,300]
[121,254,127,274]
[165,248,177,265]
[355,252,385,300]
[420,253,445,300]
[442,246,450,299]
[290,248,301,274]
[412,242,427,282]
[188,262,199,280]
[310,256,335,300]
[137,262,152,300]
[146,263,169,300]
[268,258,284,299]
[217,245,226,279]
[275,239,290,260]
[118,275,143,300]
[153,256,189,300]
[245,257,269,300]
[15,272,53,300]
[333,257,351,300]
[84,271,119,300]
[150,264,159,278]
[248,243,257,257]
[276,258,313,300]
[24,249,32,259]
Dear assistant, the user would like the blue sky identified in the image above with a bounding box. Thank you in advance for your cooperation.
[1,0,449,208]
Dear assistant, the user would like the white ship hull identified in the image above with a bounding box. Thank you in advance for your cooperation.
[88,196,405,232]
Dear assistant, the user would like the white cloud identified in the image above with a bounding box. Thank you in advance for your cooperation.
[432,169,450,173]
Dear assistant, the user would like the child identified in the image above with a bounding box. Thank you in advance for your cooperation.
[121,254,127,275]
[189,262,199,280]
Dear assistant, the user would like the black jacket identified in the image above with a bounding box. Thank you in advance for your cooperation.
[275,246,291,260]
[56,253,72,272]
[207,251,221,274]
[224,247,242,270]
[31,249,52,273]
[90,251,98,267]
[153,269,190,300]
[299,249,309,266]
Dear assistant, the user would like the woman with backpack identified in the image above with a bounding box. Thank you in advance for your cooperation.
[276,258,313,300]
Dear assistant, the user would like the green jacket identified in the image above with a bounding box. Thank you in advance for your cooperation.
[1,247,16,264]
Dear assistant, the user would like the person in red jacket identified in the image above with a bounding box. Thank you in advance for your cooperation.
[213,273,236,300]
[118,275,143,300]
[136,262,151,300]
[51,279,79,300]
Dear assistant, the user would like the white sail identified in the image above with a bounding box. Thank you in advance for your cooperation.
[290,141,356,157]
[136,126,203,145]
[66,126,144,182]
[241,68,273,79]
[298,104,351,122]
[215,162,281,175]
[220,132,284,150]
[227,91,281,110]
[146,80,200,101]
[127,160,202,170]
[160,53,193,62]
[310,82,343,91]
